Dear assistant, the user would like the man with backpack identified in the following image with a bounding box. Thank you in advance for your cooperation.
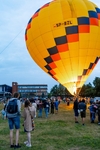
[6,92,21,148]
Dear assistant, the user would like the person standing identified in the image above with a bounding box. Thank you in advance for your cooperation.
[54,98,60,114]
[73,97,79,123]
[43,99,49,118]
[22,100,35,147]
[31,99,37,118]
[78,99,87,125]
[6,92,21,148]
[51,99,55,114]
[47,98,50,114]
[97,101,100,125]
[90,97,94,105]
[88,102,97,123]
[38,99,43,118]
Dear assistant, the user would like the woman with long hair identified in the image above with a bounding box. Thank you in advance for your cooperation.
[22,100,35,147]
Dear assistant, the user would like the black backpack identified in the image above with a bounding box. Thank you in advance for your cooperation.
[7,99,18,114]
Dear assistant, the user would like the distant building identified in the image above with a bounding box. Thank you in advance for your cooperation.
[12,82,48,98]
[0,83,48,99]
[12,82,18,94]
[0,84,12,99]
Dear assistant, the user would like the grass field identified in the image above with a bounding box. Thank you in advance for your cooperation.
[0,101,100,150]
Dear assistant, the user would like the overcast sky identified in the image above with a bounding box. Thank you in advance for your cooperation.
[0,0,100,92]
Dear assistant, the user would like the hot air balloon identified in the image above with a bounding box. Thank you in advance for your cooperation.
[25,0,100,95]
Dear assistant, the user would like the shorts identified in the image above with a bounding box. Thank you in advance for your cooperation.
[8,116,20,130]
[55,107,58,110]
[74,109,79,117]
[80,111,86,118]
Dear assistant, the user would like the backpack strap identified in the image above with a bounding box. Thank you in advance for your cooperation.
[28,107,33,119]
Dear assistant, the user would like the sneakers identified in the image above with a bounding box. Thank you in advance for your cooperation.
[10,145,14,148]
[75,121,79,123]
[24,141,28,145]
[91,120,94,123]
[26,143,32,147]
[14,144,21,148]
[24,141,32,147]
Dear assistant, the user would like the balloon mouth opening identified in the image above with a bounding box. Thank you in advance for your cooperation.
[73,86,76,95]
[73,87,81,96]
[64,81,82,96]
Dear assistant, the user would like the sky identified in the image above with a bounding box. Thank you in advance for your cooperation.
[0,0,100,92]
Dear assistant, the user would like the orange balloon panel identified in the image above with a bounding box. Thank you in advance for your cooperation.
[25,0,100,95]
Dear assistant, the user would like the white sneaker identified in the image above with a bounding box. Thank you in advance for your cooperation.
[26,143,32,147]
[24,141,28,144]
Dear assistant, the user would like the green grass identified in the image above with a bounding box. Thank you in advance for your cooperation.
[0,102,100,150]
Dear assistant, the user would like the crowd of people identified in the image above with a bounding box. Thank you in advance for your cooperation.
[73,97,100,126]
[0,93,60,148]
[36,97,60,118]
[1,93,100,148]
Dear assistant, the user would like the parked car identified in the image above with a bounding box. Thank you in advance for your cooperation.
[94,97,100,102]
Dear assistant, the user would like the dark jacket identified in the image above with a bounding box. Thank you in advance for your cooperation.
[73,99,79,110]
[78,101,86,111]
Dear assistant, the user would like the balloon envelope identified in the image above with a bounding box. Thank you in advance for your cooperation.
[25,0,100,95]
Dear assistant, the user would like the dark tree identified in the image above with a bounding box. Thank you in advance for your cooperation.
[93,77,100,96]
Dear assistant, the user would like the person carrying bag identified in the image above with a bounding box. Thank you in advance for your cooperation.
[22,100,35,148]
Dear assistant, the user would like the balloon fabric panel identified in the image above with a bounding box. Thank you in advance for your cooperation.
[25,0,100,95]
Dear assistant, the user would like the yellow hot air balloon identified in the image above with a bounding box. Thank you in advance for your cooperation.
[25,0,100,95]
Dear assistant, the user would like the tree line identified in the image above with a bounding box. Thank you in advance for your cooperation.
[48,77,100,98]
